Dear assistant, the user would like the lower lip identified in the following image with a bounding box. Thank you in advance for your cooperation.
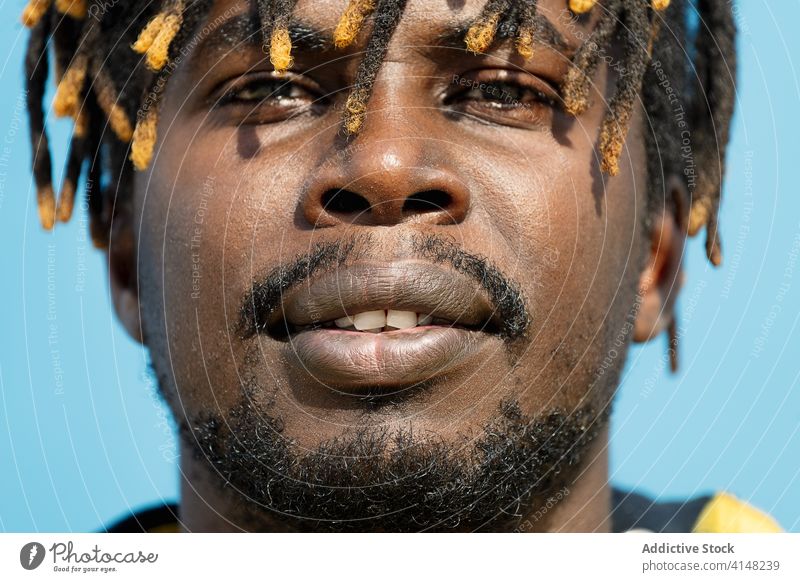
[282,325,494,391]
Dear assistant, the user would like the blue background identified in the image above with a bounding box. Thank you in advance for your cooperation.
[1,1,798,532]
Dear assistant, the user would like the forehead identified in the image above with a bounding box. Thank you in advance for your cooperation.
[201,0,594,53]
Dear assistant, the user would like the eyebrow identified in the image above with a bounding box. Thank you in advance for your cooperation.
[436,15,573,56]
[192,10,574,66]
[193,12,331,63]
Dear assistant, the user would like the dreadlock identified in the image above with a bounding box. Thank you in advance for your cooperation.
[22,0,736,268]
[343,0,408,133]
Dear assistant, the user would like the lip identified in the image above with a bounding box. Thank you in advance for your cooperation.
[287,325,493,389]
[264,261,502,335]
[260,261,503,389]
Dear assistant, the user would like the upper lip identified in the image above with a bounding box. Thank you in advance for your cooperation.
[262,260,502,338]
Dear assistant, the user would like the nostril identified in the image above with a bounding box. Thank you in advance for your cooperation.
[403,190,453,214]
[322,189,371,215]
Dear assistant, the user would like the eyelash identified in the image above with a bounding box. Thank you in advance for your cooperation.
[455,82,557,107]
[215,72,327,119]
[445,71,561,125]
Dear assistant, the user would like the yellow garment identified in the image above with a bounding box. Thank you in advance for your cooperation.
[146,523,180,533]
[692,492,783,533]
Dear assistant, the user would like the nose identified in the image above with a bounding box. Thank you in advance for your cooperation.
[302,142,472,228]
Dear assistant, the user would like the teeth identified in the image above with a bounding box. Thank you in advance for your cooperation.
[353,310,387,331]
[334,315,355,328]
[297,310,448,333]
[386,310,418,330]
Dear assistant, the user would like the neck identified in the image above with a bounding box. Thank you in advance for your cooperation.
[178,428,611,532]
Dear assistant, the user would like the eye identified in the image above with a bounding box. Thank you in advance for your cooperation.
[446,70,561,127]
[214,72,328,123]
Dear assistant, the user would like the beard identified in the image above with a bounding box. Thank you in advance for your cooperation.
[178,396,610,532]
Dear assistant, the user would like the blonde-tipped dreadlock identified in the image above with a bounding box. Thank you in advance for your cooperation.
[334,0,376,49]
[53,53,87,118]
[21,0,52,28]
[341,0,409,134]
[561,0,620,116]
[256,0,300,74]
[596,0,648,176]
[465,0,509,54]
[23,0,735,272]
[130,109,159,171]
[515,2,539,59]
[132,2,184,71]
[54,0,87,19]
[93,68,134,142]
[569,0,597,14]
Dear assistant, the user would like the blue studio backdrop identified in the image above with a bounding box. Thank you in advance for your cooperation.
[1,0,798,532]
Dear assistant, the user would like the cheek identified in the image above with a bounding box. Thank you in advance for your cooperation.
[134,126,314,409]
[476,112,646,407]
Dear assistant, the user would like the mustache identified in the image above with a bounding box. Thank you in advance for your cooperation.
[238,232,532,341]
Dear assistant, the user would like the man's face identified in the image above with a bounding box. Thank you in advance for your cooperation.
[131,0,649,529]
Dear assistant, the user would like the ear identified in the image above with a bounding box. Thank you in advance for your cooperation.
[633,176,688,343]
[106,219,143,344]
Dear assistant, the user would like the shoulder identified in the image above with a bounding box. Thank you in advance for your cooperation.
[101,492,782,533]
[611,488,783,533]
[102,503,181,533]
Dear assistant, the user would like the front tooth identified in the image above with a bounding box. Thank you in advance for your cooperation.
[417,313,433,326]
[353,310,387,331]
[386,310,417,329]
[334,315,355,328]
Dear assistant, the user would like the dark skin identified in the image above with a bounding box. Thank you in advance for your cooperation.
[108,0,686,531]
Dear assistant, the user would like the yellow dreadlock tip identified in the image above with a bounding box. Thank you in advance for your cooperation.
[652,0,670,11]
[144,12,181,71]
[333,0,375,49]
[108,105,134,142]
[132,13,167,55]
[73,109,89,139]
[344,114,364,135]
[54,0,86,19]
[21,0,51,28]
[708,240,722,267]
[344,90,368,135]
[90,221,109,249]
[562,68,589,116]
[688,200,710,236]
[516,29,535,60]
[601,158,620,176]
[53,61,87,119]
[37,185,56,230]
[130,111,158,170]
[93,71,134,142]
[569,0,597,14]
[465,12,502,54]
[270,28,294,74]
[599,139,623,176]
[57,180,76,222]
[563,97,584,117]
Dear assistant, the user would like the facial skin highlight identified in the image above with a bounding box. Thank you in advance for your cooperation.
[113,0,676,532]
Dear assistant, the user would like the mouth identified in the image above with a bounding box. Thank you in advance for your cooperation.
[276,310,490,335]
[256,261,505,390]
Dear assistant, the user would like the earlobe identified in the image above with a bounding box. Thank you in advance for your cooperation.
[633,177,688,344]
[110,270,143,344]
